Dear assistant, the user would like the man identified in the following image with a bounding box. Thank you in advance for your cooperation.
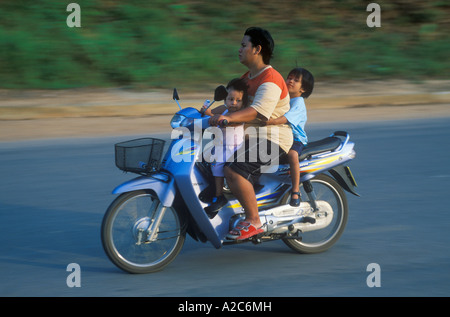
[209,27,293,240]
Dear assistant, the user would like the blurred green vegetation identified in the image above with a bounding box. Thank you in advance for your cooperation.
[0,0,449,90]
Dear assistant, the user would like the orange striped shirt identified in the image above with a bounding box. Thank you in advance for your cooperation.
[241,66,293,153]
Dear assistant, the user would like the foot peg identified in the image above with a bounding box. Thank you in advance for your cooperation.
[204,195,227,219]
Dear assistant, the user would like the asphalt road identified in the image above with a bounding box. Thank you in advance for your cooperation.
[1,117,449,298]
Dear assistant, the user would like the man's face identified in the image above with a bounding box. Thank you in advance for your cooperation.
[238,35,257,66]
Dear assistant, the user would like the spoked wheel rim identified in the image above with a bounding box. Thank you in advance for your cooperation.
[283,174,348,253]
[102,190,186,273]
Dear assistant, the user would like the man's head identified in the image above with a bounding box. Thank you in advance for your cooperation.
[242,27,274,65]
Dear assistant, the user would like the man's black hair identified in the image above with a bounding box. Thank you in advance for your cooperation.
[244,27,274,65]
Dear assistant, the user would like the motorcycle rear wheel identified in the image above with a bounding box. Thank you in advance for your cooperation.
[282,174,348,254]
[101,190,186,273]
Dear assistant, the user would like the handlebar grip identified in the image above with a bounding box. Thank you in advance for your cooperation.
[219,119,228,127]
[333,131,348,137]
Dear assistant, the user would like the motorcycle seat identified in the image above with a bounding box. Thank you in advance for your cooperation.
[299,136,341,161]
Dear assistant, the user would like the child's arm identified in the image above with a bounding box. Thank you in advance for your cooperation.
[201,104,227,116]
[266,116,288,125]
[210,105,227,115]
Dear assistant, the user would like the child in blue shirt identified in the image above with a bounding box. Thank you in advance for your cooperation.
[266,67,314,206]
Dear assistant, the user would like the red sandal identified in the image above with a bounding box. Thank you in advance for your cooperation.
[226,221,264,240]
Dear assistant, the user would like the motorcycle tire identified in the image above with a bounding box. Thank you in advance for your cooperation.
[101,190,186,273]
[282,174,348,254]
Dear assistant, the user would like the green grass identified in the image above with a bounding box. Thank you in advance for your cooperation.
[0,0,449,90]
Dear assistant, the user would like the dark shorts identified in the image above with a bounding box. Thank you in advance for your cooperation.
[290,140,305,155]
[225,138,286,185]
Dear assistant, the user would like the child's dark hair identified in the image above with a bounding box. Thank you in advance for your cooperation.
[288,67,314,99]
[226,78,249,107]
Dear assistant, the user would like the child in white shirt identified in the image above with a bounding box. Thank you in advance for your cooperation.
[201,78,249,218]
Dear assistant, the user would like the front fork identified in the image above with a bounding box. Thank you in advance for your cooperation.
[135,202,168,245]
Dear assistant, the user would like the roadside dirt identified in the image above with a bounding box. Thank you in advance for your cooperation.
[1,80,449,141]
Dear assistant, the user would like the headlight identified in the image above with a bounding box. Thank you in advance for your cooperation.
[170,114,186,129]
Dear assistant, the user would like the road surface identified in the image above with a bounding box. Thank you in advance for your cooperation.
[1,117,449,299]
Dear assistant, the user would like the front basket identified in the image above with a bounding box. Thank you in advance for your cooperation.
[115,138,165,175]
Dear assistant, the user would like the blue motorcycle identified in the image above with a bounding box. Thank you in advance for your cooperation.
[101,87,359,273]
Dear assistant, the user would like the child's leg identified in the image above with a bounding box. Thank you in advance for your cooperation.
[205,175,228,218]
[288,149,300,199]
[215,177,224,197]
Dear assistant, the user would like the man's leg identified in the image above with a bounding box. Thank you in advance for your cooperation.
[224,166,262,228]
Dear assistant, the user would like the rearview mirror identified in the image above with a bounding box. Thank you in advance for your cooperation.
[172,88,182,110]
[173,88,180,101]
[214,85,228,101]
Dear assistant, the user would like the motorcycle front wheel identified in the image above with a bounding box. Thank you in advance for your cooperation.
[283,174,348,254]
[101,190,186,273]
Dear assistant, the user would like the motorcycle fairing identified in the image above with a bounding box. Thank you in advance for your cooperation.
[169,137,224,248]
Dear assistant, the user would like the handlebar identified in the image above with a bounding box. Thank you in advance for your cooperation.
[218,119,228,127]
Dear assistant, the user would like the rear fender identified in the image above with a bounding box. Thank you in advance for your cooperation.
[112,172,176,207]
[329,165,360,197]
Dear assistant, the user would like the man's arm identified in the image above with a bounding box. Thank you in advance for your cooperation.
[209,107,258,126]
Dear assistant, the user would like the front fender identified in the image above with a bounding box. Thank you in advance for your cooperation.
[112,172,176,207]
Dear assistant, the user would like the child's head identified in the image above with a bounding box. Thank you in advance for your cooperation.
[225,78,249,112]
[286,67,314,99]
